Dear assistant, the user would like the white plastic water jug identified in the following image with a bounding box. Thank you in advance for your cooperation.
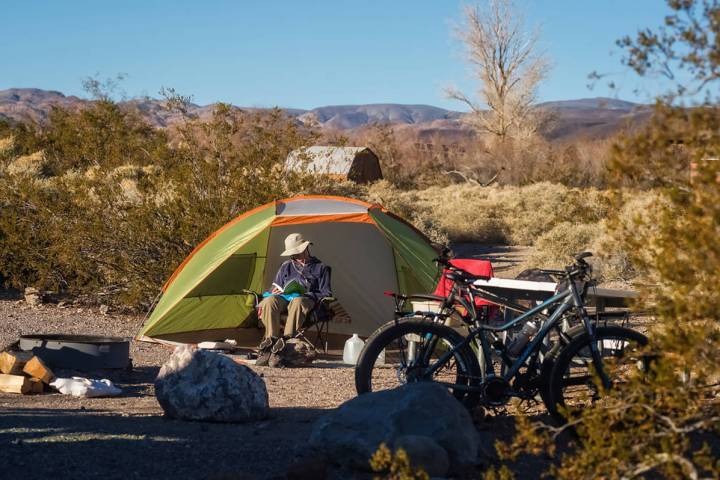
[343,333,364,365]
[375,348,386,366]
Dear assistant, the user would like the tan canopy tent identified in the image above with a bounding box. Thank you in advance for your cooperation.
[286,146,383,183]
[137,195,438,346]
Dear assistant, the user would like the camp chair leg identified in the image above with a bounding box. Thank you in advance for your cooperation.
[323,321,329,353]
[294,331,317,351]
[314,320,330,353]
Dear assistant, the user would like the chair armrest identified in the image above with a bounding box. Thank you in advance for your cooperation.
[240,289,260,306]
[311,297,338,320]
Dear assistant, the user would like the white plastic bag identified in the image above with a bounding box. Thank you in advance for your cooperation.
[197,341,236,350]
[50,377,122,397]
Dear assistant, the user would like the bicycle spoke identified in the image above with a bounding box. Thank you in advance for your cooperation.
[359,320,479,407]
[550,328,648,419]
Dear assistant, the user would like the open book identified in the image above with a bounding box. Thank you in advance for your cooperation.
[272,279,306,295]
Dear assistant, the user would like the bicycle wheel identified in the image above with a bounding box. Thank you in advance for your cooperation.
[355,317,482,408]
[547,326,648,421]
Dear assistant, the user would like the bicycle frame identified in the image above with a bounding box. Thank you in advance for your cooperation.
[420,269,612,395]
[374,252,615,405]
[425,287,574,383]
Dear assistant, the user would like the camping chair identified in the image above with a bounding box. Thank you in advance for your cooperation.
[241,290,337,353]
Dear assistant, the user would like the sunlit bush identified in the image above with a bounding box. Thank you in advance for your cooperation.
[6,151,49,177]
[525,221,602,269]
[0,100,323,308]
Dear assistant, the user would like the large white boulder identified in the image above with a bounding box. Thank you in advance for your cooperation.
[155,345,268,422]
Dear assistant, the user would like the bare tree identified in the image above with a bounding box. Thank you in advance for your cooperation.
[447,0,551,142]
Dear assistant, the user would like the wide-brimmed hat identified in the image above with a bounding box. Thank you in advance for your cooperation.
[281,233,312,256]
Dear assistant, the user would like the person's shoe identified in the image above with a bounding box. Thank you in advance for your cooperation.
[268,352,285,368]
[258,336,277,352]
[255,351,272,367]
[271,336,287,354]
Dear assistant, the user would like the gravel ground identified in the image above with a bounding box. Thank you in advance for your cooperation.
[0,246,660,479]
[0,294,553,479]
[0,297,364,479]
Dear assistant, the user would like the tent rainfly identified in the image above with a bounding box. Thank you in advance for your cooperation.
[137,195,438,346]
[285,146,383,183]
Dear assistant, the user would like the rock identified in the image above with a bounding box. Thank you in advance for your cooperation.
[269,338,317,368]
[286,455,328,480]
[99,304,110,315]
[309,382,482,474]
[24,287,42,307]
[155,345,269,422]
[394,435,450,478]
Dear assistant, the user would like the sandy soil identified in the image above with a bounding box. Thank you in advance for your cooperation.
[0,243,652,480]
[0,297,363,479]
[0,294,547,480]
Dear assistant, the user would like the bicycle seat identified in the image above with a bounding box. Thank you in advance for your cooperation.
[445,272,473,284]
[574,252,593,262]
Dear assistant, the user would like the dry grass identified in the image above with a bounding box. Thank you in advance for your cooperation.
[0,136,14,157]
[5,151,48,177]
[525,222,603,269]
[361,181,612,246]
[328,181,659,283]
[345,123,616,188]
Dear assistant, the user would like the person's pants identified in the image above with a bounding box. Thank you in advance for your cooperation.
[258,296,315,339]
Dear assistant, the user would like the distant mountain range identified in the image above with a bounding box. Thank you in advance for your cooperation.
[0,88,652,142]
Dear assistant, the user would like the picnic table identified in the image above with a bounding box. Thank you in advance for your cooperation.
[472,277,638,311]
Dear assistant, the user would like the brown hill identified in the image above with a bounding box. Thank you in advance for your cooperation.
[0,88,650,142]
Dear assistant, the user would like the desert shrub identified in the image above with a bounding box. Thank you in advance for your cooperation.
[522,188,669,282]
[0,135,14,159]
[0,175,72,290]
[525,221,602,269]
[500,2,720,474]
[5,151,50,177]
[38,100,173,174]
[490,182,610,245]
[587,189,670,283]
[369,443,429,480]
[0,100,323,308]
[502,108,720,479]
[364,180,450,244]
[0,120,39,161]
[363,181,614,247]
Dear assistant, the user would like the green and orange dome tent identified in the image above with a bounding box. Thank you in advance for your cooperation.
[137,195,439,346]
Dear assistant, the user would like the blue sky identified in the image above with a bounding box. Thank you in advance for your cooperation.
[1,1,671,110]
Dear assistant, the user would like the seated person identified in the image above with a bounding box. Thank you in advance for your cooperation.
[256,233,332,363]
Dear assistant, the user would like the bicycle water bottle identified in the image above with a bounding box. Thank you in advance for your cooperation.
[343,333,364,365]
[507,320,539,357]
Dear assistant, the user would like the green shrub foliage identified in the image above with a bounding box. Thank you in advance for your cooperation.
[0,100,323,308]
[496,2,720,477]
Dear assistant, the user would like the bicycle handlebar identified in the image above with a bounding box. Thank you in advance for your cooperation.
[433,250,491,283]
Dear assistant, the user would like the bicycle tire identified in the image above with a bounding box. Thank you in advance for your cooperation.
[547,326,648,422]
[355,317,482,408]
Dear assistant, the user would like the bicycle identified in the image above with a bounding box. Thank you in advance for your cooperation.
[354,250,649,422]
